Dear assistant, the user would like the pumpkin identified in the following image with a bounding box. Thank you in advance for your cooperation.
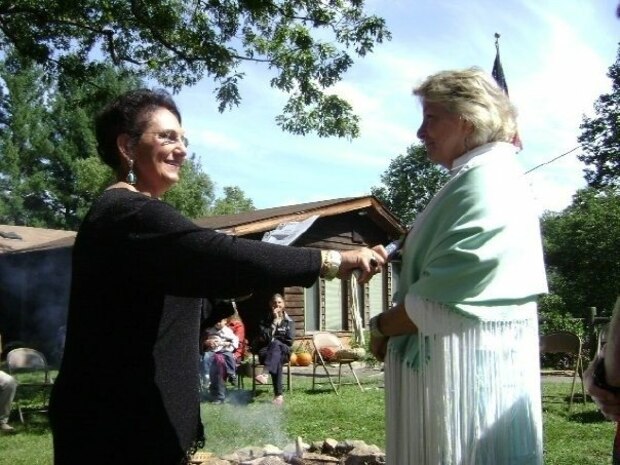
[289,352,298,366]
[296,352,313,366]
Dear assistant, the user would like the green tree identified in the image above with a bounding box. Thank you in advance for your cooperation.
[211,185,255,215]
[164,155,215,219]
[0,0,391,138]
[0,53,140,229]
[541,187,620,318]
[0,54,52,227]
[371,144,449,226]
[0,52,224,227]
[578,42,620,188]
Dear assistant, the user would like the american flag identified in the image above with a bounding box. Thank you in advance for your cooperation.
[492,33,522,150]
[492,50,509,95]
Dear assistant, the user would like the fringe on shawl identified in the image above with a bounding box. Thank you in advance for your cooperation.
[385,297,543,465]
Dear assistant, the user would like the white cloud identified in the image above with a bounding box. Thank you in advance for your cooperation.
[175,0,618,212]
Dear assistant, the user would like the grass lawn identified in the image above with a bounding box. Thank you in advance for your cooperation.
[0,371,615,464]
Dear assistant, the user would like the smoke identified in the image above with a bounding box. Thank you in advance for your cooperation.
[0,248,71,363]
[201,393,292,453]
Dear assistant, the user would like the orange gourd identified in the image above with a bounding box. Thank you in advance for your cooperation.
[296,352,312,366]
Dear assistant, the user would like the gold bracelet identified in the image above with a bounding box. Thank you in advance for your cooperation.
[320,250,341,280]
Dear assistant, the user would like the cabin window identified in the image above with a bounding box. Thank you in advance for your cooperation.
[368,273,383,319]
[304,280,320,331]
[324,278,343,331]
[304,269,394,333]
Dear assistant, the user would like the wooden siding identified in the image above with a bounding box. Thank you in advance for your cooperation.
[283,286,305,334]
[295,213,392,250]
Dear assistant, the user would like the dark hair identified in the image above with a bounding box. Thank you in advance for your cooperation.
[95,88,182,170]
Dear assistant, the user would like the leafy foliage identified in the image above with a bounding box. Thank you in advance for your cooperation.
[538,294,584,337]
[0,0,391,138]
[0,51,251,227]
[0,53,134,229]
[578,42,620,188]
[163,155,215,219]
[541,187,620,319]
[371,144,449,226]
[210,185,255,216]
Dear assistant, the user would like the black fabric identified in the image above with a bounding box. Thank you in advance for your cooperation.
[254,313,294,396]
[201,299,237,332]
[49,189,321,465]
[258,340,290,396]
[252,313,295,355]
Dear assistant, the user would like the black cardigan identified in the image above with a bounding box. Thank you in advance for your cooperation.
[49,189,321,465]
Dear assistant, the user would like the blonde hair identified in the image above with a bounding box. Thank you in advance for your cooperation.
[270,293,284,306]
[413,67,518,148]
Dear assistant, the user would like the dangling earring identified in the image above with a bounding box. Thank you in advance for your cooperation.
[126,159,137,185]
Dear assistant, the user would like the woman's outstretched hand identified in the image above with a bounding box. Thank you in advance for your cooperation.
[338,245,387,284]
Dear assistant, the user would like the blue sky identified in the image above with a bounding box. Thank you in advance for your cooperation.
[175,0,619,215]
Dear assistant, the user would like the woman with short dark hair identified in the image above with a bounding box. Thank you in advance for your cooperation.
[49,88,386,465]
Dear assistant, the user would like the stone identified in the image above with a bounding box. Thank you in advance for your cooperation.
[322,438,339,454]
[195,437,385,465]
[309,441,323,452]
[201,458,233,465]
[263,444,283,456]
[344,444,386,465]
[299,451,340,463]
[236,446,265,460]
[342,440,367,451]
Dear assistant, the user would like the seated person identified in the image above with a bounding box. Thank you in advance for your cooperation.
[0,335,17,434]
[201,318,239,403]
[227,310,246,364]
[0,370,16,434]
[251,293,294,406]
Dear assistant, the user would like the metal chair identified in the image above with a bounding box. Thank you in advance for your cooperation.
[6,348,53,422]
[311,332,363,395]
[539,331,586,410]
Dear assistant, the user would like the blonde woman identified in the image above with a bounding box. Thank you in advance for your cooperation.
[370,68,548,465]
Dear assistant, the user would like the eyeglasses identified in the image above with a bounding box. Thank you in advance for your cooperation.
[141,129,189,148]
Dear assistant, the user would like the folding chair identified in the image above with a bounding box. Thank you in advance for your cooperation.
[6,348,54,422]
[539,331,586,410]
[311,332,363,394]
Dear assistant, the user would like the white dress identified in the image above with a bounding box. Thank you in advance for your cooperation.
[385,143,548,465]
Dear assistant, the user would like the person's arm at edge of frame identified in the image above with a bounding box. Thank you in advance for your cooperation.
[369,302,418,362]
[585,296,620,420]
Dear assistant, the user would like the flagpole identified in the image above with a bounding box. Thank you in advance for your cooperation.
[491,33,523,150]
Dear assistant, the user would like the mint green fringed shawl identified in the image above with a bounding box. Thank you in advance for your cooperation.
[389,142,548,368]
